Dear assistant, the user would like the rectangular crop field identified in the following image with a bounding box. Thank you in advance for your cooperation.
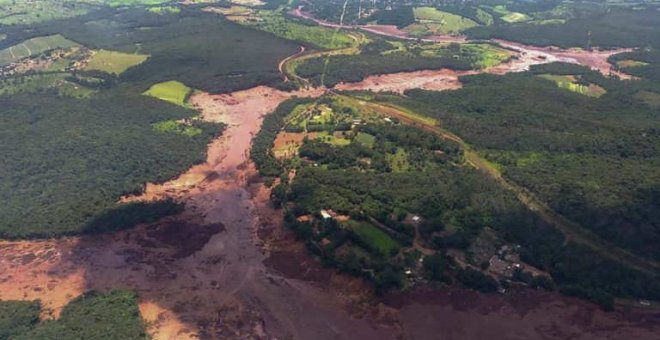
[0,35,80,66]
[348,220,400,256]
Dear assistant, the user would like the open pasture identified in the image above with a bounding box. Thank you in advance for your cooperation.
[0,35,79,66]
[143,81,192,106]
[491,5,530,23]
[347,220,400,257]
[405,7,479,36]
[233,11,357,50]
[538,74,606,98]
[84,50,149,75]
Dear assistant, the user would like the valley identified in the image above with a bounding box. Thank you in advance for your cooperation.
[0,1,659,339]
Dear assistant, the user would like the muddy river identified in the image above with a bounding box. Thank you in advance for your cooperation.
[0,17,655,340]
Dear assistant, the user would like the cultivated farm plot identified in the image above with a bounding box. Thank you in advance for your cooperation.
[0,35,80,66]
[355,132,375,148]
[491,5,531,23]
[84,50,149,75]
[143,81,192,106]
[405,7,479,36]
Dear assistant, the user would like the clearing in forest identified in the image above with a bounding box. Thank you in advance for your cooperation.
[615,59,648,68]
[491,5,530,23]
[0,35,80,66]
[84,50,150,75]
[538,74,606,98]
[346,220,400,257]
[143,81,192,106]
[405,7,479,36]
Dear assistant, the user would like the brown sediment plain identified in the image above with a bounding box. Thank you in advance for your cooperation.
[0,46,653,340]
[334,41,632,94]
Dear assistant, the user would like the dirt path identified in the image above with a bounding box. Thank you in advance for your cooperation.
[278,46,306,82]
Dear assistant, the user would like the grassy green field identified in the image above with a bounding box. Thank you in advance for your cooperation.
[348,220,400,256]
[462,43,512,68]
[387,147,410,172]
[492,5,531,23]
[0,35,80,66]
[143,81,192,106]
[538,74,606,98]
[148,6,181,14]
[153,120,203,137]
[85,50,150,75]
[238,11,357,50]
[419,43,512,68]
[405,7,479,36]
[355,132,375,148]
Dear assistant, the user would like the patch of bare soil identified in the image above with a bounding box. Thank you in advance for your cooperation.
[336,69,467,93]
[494,40,635,80]
[334,40,633,94]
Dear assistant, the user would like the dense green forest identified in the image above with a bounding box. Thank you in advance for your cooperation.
[466,7,660,48]
[0,90,219,237]
[296,41,510,87]
[0,5,305,237]
[379,63,660,264]
[0,7,299,93]
[252,92,660,307]
[0,291,147,339]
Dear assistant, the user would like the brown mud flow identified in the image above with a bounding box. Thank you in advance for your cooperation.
[0,41,654,340]
[290,8,634,83]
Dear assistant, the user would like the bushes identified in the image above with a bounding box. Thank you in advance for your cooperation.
[456,268,499,293]
[297,52,472,87]
[466,7,660,49]
[251,97,313,181]
[0,301,40,339]
[0,91,222,237]
[83,199,184,234]
[14,291,147,340]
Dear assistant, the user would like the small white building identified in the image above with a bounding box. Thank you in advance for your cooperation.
[320,210,332,219]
